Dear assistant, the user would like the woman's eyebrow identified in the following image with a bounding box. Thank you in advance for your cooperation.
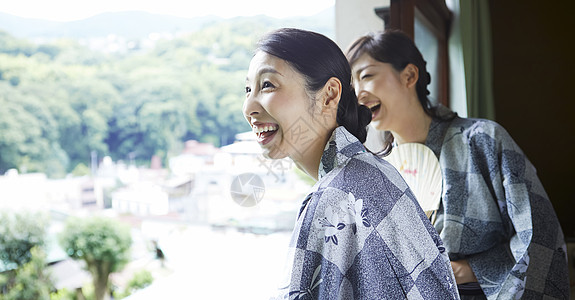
[246,67,282,82]
[258,67,281,77]
[353,64,375,77]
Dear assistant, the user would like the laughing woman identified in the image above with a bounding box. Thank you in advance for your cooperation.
[346,30,568,299]
[243,28,459,299]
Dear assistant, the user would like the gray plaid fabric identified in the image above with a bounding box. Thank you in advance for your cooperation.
[272,126,459,299]
[426,107,569,299]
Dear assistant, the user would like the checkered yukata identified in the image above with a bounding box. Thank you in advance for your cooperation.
[426,106,569,299]
[272,126,459,299]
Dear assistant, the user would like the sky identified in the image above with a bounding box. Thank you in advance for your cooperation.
[0,0,335,22]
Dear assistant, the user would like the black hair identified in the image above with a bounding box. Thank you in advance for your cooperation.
[346,30,455,155]
[257,28,372,143]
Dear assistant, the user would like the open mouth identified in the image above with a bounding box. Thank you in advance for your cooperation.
[253,124,279,145]
[369,104,381,119]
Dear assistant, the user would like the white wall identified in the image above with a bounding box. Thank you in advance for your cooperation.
[335,0,388,49]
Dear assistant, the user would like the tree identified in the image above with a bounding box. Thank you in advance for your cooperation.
[58,217,132,300]
[113,269,153,299]
[0,16,332,175]
[0,30,36,57]
[0,211,48,270]
[0,81,69,176]
[0,212,52,299]
[108,76,188,162]
[0,247,54,300]
[58,78,121,169]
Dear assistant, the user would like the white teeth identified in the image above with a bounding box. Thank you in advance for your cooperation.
[360,102,379,110]
[252,125,278,133]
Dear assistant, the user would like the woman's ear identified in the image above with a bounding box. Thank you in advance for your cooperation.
[402,63,419,89]
[322,77,342,109]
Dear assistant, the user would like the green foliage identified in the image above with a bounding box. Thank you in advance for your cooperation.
[0,247,54,300]
[0,30,36,57]
[125,269,153,291]
[58,217,132,300]
[53,284,94,300]
[0,81,68,176]
[0,16,330,177]
[52,283,94,300]
[113,269,154,299]
[50,288,76,300]
[71,163,91,177]
[0,211,48,270]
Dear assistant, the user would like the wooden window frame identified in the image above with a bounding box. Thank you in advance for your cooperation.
[376,0,452,106]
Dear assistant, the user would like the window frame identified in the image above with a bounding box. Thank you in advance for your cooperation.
[376,0,452,106]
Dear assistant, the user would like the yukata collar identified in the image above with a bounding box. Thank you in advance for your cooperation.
[425,105,456,159]
[425,118,445,159]
[317,126,366,179]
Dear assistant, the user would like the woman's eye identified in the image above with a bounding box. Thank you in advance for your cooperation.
[245,86,251,94]
[262,81,275,90]
[360,74,372,80]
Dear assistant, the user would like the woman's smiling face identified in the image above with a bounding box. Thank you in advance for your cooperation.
[351,53,411,132]
[243,51,321,161]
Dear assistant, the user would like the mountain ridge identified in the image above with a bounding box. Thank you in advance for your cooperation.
[0,9,334,40]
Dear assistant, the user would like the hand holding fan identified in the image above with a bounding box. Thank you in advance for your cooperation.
[384,143,442,223]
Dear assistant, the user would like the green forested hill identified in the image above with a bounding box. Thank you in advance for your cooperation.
[0,13,333,177]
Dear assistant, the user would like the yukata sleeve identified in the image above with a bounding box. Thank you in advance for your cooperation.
[466,126,569,299]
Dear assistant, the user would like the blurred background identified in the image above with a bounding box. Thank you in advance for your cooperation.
[0,0,573,299]
[0,1,331,299]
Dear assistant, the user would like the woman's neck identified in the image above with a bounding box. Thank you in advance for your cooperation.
[292,130,332,181]
[392,104,432,145]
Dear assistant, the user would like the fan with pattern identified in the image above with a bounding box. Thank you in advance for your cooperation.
[384,143,443,223]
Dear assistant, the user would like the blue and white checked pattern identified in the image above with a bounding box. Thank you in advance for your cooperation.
[426,107,569,299]
[272,126,459,299]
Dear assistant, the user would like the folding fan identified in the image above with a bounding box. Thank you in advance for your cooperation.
[384,143,442,223]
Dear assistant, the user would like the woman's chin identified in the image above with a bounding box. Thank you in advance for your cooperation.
[371,120,386,132]
[262,147,289,160]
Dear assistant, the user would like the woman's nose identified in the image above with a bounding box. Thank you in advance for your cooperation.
[353,81,365,95]
[243,94,260,121]
[356,90,369,104]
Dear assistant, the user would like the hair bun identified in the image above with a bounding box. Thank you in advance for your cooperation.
[354,104,372,143]
[422,71,431,95]
[358,104,372,128]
